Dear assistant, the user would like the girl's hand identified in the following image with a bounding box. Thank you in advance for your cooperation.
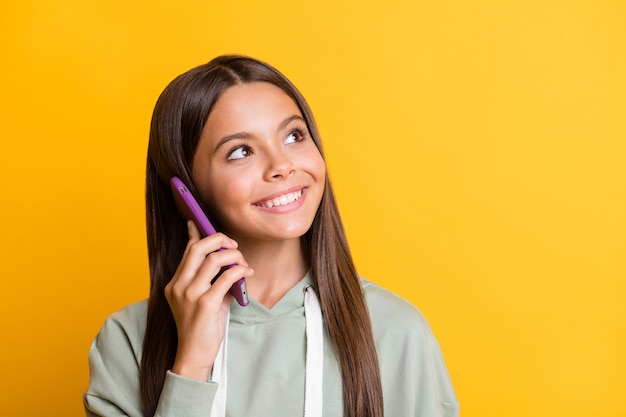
[165,220,254,382]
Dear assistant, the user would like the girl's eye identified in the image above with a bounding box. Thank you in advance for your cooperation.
[227,145,252,160]
[285,128,306,144]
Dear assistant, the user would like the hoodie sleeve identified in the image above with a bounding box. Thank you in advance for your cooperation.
[83,302,218,417]
[363,281,460,417]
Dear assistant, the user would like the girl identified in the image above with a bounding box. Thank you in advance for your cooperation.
[84,55,459,417]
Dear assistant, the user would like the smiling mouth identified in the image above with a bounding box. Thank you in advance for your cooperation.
[254,189,304,208]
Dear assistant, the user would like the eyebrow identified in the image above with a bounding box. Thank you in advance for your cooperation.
[213,114,306,153]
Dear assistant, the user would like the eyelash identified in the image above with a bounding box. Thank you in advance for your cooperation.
[225,126,309,160]
[286,127,308,143]
[226,143,252,160]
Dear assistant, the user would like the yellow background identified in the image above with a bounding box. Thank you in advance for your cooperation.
[1,1,625,416]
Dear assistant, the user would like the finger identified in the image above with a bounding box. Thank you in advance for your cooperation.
[196,246,248,278]
[167,232,240,306]
[181,221,236,261]
[187,220,202,241]
[175,232,239,285]
[171,221,203,280]
[183,248,249,297]
[199,264,254,304]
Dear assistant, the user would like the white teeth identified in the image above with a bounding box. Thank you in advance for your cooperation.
[258,190,302,208]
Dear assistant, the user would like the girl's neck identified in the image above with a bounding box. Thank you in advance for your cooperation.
[236,237,308,309]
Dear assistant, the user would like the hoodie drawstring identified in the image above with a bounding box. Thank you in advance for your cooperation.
[303,285,323,417]
[210,309,230,417]
[210,286,324,417]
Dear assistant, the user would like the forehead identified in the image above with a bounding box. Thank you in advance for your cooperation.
[198,81,307,152]
[208,82,301,122]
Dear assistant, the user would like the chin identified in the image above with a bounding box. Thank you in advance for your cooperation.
[256,222,314,242]
[224,223,307,243]
[268,225,312,241]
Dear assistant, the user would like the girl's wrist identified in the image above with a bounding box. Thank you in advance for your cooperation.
[171,357,213,382]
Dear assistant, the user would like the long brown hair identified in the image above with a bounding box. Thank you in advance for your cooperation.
[141,55,383,417]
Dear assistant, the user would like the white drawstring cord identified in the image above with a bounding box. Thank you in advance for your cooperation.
[210,287,324,417]
[210,310,229,417]
[303,285,324,417]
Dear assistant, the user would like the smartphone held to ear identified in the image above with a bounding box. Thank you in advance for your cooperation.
[170,176,250,307]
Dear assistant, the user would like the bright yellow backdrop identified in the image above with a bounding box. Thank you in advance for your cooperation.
[1,1,625,416]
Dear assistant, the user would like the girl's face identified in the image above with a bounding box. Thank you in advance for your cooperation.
[192,82,326,244]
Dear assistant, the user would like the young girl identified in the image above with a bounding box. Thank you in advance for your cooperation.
[84,55,459,417]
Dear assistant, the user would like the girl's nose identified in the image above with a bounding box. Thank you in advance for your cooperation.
[264,149,295,180]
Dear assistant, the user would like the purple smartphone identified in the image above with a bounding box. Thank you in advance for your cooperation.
[170,176,249,307]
